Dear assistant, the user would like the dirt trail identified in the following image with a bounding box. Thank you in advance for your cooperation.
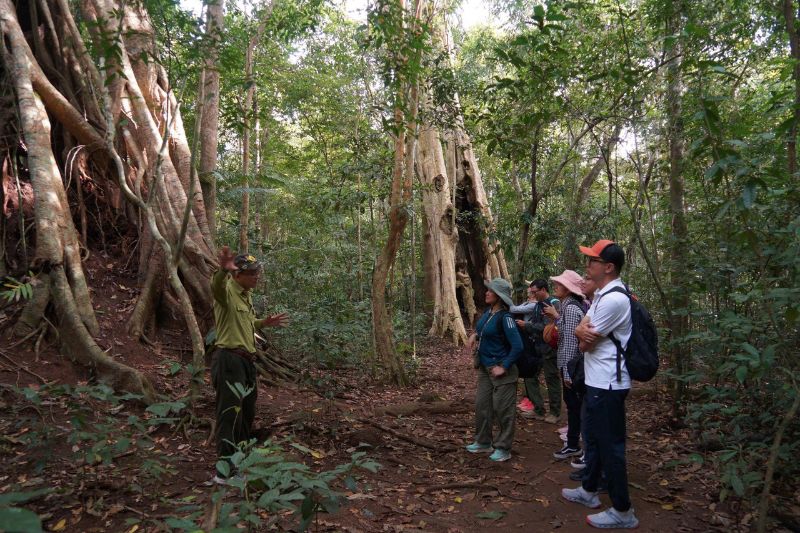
[0,303,714,532]
[304,341,711,532]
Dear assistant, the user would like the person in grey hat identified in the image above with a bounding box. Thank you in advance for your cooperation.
[464,278,524,462]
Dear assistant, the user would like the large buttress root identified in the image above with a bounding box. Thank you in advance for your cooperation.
[1,0,156,402]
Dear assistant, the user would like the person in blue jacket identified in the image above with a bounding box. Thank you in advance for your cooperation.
[465,278,524,462]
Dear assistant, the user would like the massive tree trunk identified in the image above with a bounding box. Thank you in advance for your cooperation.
[416,118,467,346]
[199,0,224,241]
[0,0,155,402]
[438,27,509,311]
[445,124,509,308]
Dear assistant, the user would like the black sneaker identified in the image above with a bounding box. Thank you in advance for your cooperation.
[553,445,581,460]
[570,455,586,469]
[569,467,586,481]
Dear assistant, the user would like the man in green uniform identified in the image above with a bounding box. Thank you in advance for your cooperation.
[210,246,288,484]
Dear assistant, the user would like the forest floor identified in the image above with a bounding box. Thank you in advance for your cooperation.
[0,256,736,532]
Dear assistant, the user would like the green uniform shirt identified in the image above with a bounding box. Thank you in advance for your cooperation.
[211,269,258,353]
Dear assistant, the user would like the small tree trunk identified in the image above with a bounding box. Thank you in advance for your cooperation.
[561,124,623,269]
[666,0,689,416]
[198,0,223,241]
[784,0,800,177]
[370,0,423,385]
[516,129,540,286]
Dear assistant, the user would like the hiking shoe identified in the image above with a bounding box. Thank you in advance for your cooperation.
[586,507,639,529]
[489,448,511,462]
[571,455,586,469]
[209,474,228,486]
[544,414,560,424]
[554,445,582,460]
[569,468,586,481]
[465,442,493,453]
[517,397,534,413]
[561,486,601,509]
[206,473,244,486]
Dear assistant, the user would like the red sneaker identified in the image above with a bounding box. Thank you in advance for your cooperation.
[517,397,534,413]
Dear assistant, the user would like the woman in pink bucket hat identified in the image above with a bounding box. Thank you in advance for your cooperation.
[542,270,588,462]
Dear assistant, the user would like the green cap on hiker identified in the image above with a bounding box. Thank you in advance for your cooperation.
[484,278,514,307]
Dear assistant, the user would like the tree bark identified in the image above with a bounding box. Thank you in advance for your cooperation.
[784,0,800,177]
[198,0,223,241]
[416,118,467,345]
[666,0,690,415]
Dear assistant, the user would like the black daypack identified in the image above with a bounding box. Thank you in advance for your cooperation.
[606,286,659,382]
[516,322,542,378]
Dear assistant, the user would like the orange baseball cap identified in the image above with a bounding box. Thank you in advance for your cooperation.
[579,239,616,258]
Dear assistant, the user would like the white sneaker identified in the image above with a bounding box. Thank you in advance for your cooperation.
[561,486,601,509]
[210,474,228,485]
[571,455,586,469]
[586,507,639,529]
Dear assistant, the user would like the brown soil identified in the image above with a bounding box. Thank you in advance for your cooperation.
[0,262,722,532]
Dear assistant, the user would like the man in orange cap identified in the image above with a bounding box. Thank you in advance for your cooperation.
[560,240,639,529]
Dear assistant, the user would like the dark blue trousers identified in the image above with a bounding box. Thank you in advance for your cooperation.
[581,385,631,512]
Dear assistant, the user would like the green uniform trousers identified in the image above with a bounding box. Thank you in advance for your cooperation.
[211,348,258,466]
[474,364,519,452]
[524,351,562,417]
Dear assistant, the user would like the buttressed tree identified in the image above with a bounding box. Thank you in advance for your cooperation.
[0,0,219,401]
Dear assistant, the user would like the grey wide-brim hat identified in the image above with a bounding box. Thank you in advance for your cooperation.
[484,277,514,308]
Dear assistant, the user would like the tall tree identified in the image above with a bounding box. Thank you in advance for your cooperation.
[199,0,224,240]
[370,0,425,385]
[665,0,689,415]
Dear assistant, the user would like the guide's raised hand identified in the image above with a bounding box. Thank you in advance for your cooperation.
[262,312,289,328]
[218,246,237,272]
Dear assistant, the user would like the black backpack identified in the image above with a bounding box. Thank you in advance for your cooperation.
[606,286,659,382]
[516,322,542,378]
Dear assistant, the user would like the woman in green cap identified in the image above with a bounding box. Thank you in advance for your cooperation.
[464,278,524,462]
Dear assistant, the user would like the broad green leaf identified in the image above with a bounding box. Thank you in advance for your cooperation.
[0,507,43,533]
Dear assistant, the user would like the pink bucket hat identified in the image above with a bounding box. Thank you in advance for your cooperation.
[549,269,585,298]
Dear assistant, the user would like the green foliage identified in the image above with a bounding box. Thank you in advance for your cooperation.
[1,274,34,302]
[156,439,379,531]
[7,382,177,477]
[0,489,50,533]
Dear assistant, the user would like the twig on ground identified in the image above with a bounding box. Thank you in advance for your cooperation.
[359,417,458,452]
[0,349,48,383]
[417,477,488,492]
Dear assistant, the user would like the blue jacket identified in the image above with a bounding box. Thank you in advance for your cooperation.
[475,309,524,369]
